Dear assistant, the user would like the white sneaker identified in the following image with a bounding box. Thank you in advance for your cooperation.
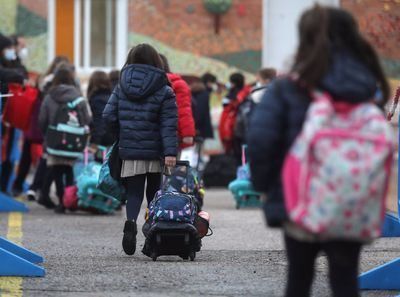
[26,190,37,201]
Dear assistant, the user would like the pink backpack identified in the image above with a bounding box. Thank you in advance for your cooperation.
[282,91,394,240]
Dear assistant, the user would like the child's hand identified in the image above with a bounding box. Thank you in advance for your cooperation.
[182,137,194,145]
[165,156,176,167]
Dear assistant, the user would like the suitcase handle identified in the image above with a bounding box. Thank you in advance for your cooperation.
[160,160,190,193]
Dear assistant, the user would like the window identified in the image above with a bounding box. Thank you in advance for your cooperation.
[74,0,127,72]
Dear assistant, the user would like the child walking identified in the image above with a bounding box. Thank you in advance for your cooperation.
[103,44,177,255]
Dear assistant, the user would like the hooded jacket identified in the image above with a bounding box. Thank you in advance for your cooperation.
[167,73,195,148]
[89,88,116,146]
[103,64,178,160]
[39,84,92,134]
[191,81,214,139]
[247,50,379,227]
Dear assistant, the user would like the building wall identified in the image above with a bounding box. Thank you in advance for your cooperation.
[1,0,399,80]
[0,0,48,73]
[128,0,262,80]
[341,0,400,78]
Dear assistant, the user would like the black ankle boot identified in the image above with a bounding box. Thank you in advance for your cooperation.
[38,196,56,209]
[122,220,137,255]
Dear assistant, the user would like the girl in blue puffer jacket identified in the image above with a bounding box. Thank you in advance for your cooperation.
[103,44,177,256]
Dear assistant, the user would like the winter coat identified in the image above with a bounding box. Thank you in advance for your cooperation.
[89,88,116,146]
[0,67,24,85]
[167,73,195,148]
[25,93,43,143]
[191,82,214,139]
[103,64,178,160]
[39,84,92,134]
[247,50,379,227]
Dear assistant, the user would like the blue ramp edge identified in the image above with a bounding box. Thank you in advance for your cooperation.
[0,247,45,277]
[0,192,28,212]
[381,212,400,237]
[359,258,400,290]
[0,237,43,263]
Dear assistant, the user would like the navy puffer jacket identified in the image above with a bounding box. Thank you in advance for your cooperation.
[103,64,178,160]
[247,50,379,227]
[89,89,116,146]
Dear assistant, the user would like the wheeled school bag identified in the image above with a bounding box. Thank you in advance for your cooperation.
[142,161,202,261]
[228,146,262,209]
[46,97,90,158]
[282,91,395,240]
[71,150,120,214]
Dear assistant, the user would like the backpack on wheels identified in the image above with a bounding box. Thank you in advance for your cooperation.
[142,161,201,261]
[46,97,89,158]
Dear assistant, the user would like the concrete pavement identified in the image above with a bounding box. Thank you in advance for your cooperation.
[0,189,399,296]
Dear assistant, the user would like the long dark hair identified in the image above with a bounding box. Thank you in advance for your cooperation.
[87,71,111,98]
[51,63,76,87]
[159,54,171,73]
[124,43,163,69]
[45,56,70,76]
[292,5,389,104]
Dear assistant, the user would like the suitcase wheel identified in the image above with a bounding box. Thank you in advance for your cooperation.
[184,233,190,245]
[156,234,162,245]
[151,252,157,262]
[189,251,196,261]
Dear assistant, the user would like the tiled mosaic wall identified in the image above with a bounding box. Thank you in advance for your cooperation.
[341,0,400,78]
[0,0,48,73]
[128,0,262,81]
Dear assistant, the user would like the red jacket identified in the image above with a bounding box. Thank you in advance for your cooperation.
[219,85,251,153]
[167,73,196,148]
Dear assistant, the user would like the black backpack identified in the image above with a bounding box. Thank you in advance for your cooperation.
[46,97,89,158]
[203,154,237,188]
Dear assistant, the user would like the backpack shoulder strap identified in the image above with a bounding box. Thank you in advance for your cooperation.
[68,96,85,109]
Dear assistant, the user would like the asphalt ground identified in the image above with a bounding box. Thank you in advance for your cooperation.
[0,189,399,297]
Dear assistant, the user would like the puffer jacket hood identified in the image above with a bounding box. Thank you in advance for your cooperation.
[120,64,169,101]
[319,50,377,103]
[48,84,81,104]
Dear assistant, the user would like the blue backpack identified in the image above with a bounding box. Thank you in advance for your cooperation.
[148,191,197,224]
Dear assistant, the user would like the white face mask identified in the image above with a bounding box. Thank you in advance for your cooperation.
[225,82,232,90]
[18,47,28,60]
[211,83,218,92]
[255,81,263,88]
[4,48,17,61]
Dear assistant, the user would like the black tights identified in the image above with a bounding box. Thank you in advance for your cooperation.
[285,233,362,297]
[41,165,74,205]
[124,173,161,221]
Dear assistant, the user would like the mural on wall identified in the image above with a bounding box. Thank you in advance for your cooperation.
[128,0,262,81]
[0,0,48,73]
[342,0,400,79]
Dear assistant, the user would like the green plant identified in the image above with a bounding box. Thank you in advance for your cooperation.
[203,0,232,15]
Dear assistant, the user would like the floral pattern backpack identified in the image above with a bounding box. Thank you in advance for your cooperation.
[282,91,395,240]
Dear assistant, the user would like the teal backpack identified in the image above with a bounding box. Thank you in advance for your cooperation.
[97,143,126,202]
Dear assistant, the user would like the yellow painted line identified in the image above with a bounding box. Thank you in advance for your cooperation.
[0,212,24,297]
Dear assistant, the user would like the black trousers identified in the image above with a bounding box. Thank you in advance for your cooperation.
[30,157,47,191]
[13,139,32,191]
[124,173,161,221]
[41,165,74,204]
[0,127,15,192]
[284,233,362,297]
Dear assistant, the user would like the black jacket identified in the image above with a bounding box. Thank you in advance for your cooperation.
[191,82,214,139]
[247,50,379,227]
[89,89,116,146]
[103,64,178,160]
